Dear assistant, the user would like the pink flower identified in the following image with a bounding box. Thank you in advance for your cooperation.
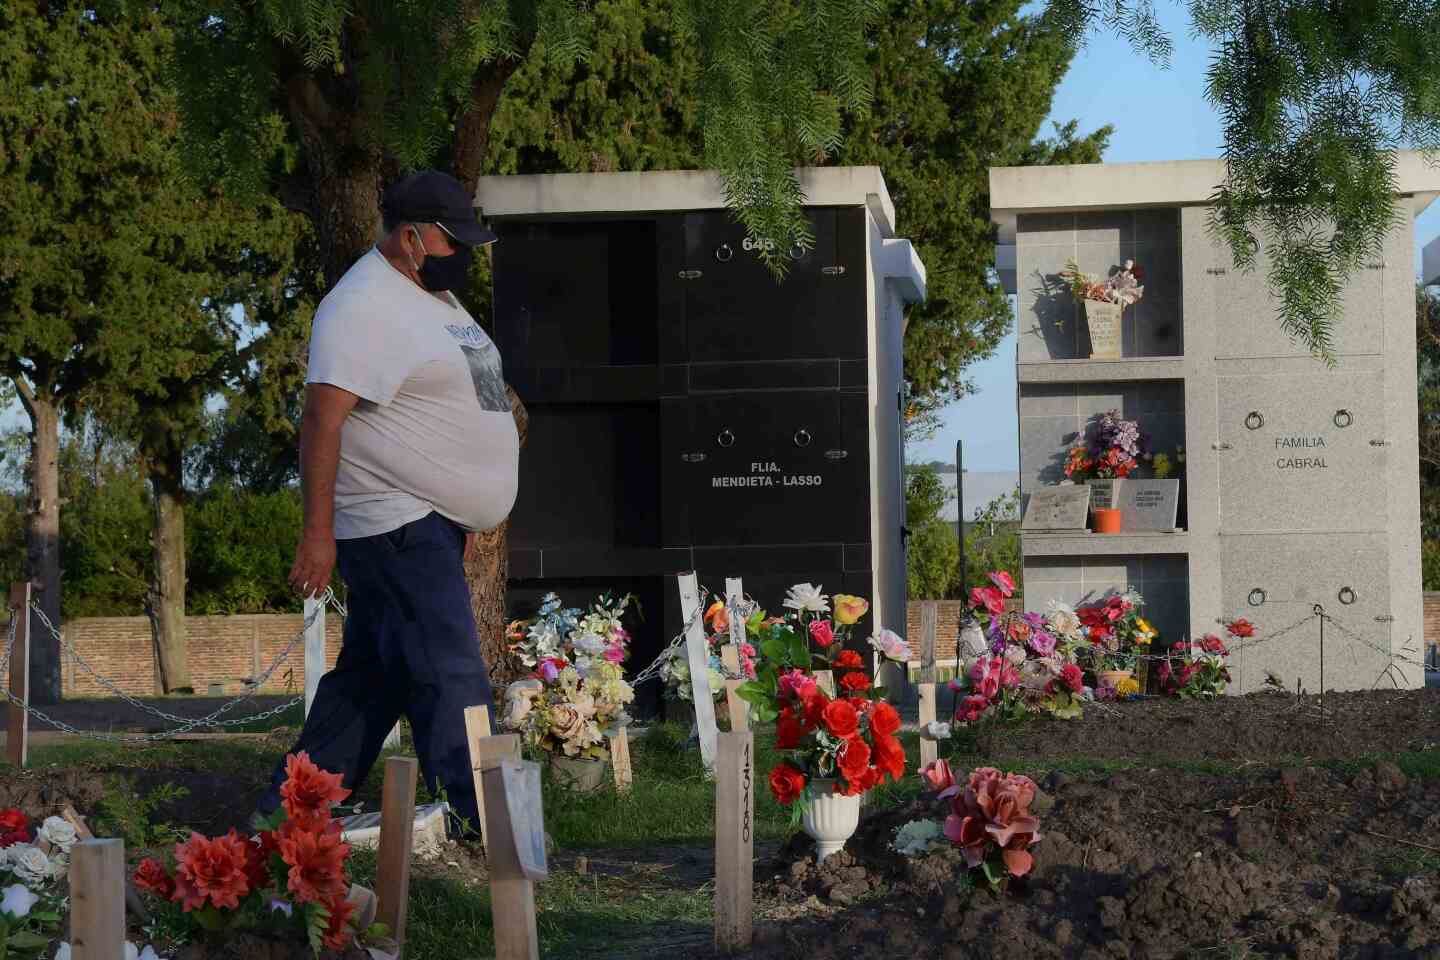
[979,674,1000,700]
[956,695,990,723]
[603,645,625,663]
[988,571,1016,599]
[1059,663,1083,693]
[970,587,1005,617]
[809,620,836,648]
[1028,631,1057,656]
[943,767,1041,879]
[740,643,756,658]
[921,759,956,794]
[778,669,817,702]
[1000,665,1021,689]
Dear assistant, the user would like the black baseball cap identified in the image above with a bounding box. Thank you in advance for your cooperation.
[381,170,497,247]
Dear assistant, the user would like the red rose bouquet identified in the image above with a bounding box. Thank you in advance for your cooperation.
[1157,619,1247,698]
[738,584,905,810]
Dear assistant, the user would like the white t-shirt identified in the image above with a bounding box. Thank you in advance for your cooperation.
[306,248,519,540]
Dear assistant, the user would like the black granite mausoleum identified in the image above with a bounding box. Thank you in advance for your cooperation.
[477,169,927,716]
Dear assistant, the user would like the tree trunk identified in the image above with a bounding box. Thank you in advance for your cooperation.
[148,449,192,694]
[465,386,529,687]
[20,392,61,705]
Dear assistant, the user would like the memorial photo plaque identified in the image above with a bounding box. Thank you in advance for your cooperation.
[1021,485,1092,531]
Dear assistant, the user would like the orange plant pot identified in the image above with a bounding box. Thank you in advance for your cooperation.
[1093,508,1122,533]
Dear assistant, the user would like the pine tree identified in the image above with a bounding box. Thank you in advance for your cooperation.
[1050,0,1440,359]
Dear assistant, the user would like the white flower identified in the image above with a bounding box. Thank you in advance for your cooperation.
[9,845,53,885]
[892,819,945,857]
[38,817,78,852]
[572,632,607,656]
[922,721,952,740]
[782,583,830,614]
[867,628,909,661]
[0,883,38,919]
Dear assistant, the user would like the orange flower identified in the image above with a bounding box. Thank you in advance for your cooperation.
[321,893,358,951]
[839,671,871,693]
[704,600,729,634]
[279,824,351,905]
[833,649,863,669]
[172,830,253,911]
[133,858,174,899]
[280,752,350,829]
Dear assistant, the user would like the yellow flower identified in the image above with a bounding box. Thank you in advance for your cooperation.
[1134,618,1156,644]
[1116,677,1140,697]
[832,595,870,625]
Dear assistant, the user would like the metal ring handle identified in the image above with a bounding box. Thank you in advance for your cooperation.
[1248,588,1266,607]
[714,243,734,263]
[793,429,813,448]
[790,243,806,260]
[716,429,735,448]
[1245,411,1264,431]
[1333,409,1353,428]
[1338,586,1356,605]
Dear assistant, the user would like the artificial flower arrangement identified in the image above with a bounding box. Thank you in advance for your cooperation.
[1059,259,1145,308]
[948,573,1089,723]
[658,600,758,706]
[130,752,376,955]
[1063,409,1151,482]
[1075,592,1155,689]
[0,810,73,958]
[1158,619,1249,698]
[503,592,637,760]
[893,761,1042,892]
[735,585,909,810]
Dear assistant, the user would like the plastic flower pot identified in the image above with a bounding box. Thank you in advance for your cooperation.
[547,754,611,793]
[1100,669,1134,690]
[1083,299,1123,358]
[1093,508,1122,533]
[802,780,863,862]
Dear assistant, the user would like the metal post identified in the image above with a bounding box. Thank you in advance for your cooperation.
[955,439,966,594]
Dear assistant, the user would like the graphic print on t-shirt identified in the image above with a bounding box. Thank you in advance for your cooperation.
[446,323,510,412]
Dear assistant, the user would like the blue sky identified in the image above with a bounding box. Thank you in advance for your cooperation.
[907,9,1440,469]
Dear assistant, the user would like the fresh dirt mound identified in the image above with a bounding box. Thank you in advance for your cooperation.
[753,745,1440,958]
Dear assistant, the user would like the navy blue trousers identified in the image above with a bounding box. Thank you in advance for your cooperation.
[258,512,494,831]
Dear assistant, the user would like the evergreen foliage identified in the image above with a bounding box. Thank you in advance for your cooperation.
[1050,0,1440,360]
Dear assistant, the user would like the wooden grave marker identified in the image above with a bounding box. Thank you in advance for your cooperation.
[722,578,750,732]
[714,731,754,953]
[70,839,125,960]
[375,756,419,954]
[917,601,939,769]
[609,726,633,792]
[678,572,718,775]
[480,751,548,960]
[6,582,29,769]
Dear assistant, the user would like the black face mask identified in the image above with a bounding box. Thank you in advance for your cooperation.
[409,226,473,293]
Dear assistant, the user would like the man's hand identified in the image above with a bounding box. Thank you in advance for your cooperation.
[290,530,338,599]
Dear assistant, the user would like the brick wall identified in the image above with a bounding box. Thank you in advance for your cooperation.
[904,599,1023,662]
[1426,593,1440,666]
[50,613,344,698]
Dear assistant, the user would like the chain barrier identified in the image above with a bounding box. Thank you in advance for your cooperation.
[630,592,710,687]
[1,589,343,744]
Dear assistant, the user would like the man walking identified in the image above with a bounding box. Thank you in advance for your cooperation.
[255,170,517,834]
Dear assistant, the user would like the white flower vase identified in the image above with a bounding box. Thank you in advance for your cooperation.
[1083,299,1124,359]
[802,780,863,862]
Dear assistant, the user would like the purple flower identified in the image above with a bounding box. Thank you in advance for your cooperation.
[1028,630,1057,656]
[540,661,560,683]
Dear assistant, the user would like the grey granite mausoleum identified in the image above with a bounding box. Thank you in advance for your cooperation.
[992,156,1438,693]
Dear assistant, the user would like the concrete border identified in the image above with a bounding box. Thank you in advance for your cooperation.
[474,167,899,237]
